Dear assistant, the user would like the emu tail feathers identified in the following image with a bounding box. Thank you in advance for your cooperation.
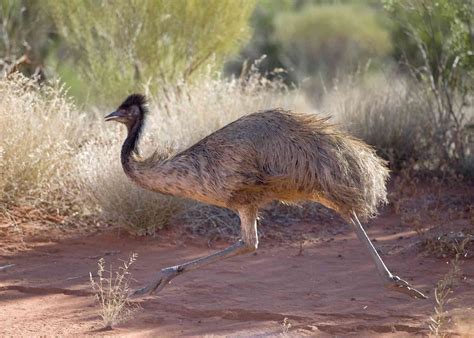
[314,132,390,222]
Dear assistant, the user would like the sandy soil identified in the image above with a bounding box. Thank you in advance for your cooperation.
[1,184,473,336]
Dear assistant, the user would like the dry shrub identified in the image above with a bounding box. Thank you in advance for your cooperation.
[89,253,139,329]
[324,75,431,171]
[325,73,474,175]
[0,74,82,213]
[0,73,181,233]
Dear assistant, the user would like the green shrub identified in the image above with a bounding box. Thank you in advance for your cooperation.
[384,0,474,174]
[0,0,53,76]
[224,0,295,78]
[46,0,257,104]
[273,3,392,92]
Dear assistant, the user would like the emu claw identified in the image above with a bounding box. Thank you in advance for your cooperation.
[386,275,427,299]
[132,267,181,297]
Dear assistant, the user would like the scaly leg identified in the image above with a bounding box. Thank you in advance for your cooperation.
[133,207,258,296]
[350,211,426,299]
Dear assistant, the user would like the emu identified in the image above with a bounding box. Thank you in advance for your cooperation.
[105,94,426,299]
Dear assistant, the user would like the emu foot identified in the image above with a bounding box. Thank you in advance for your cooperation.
[385,275,427,299]
[132,266,183,296]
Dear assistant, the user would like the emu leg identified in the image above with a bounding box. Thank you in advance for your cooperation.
[133,208,258,296]
[133,240,252,295]
[350,211,426,299]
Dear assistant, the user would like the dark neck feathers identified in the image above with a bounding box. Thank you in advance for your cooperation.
[117,114,210,201]
[121,118,143,173]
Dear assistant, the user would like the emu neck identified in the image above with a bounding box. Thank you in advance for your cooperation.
[119,118,208,201]
[119,119,184,197]
[121,119,142,175]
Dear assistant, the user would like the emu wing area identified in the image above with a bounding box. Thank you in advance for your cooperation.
[171,109,388,219]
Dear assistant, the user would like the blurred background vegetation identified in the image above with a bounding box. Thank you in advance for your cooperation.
[1,0,473,231]
[1,0,256,103]
[226,0,394,96]
[2,0,472,107]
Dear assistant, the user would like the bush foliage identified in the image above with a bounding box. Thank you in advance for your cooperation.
[46,0,257,103]
[384,0,474,174]
[0,0,52,77]
[273,3,392,81]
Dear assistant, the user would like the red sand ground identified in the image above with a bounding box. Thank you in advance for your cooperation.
[1,185,473,336]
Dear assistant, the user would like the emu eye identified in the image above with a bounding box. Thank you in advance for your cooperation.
[130,105,140,116]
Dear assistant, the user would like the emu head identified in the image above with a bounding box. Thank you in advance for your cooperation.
[105,94,148,126]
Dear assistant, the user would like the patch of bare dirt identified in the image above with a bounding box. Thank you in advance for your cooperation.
[1,183,473,336]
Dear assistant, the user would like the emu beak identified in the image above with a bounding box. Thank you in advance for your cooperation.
[104,111,121,121]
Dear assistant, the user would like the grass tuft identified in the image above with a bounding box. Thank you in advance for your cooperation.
[89,253,139,329]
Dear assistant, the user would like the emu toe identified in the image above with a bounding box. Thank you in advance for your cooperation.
[385,275,427,299]
[132,266,182,296]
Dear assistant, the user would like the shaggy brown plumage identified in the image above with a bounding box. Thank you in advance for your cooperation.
[126,108,389,222]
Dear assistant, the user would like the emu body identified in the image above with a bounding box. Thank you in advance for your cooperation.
[105,94,426,299]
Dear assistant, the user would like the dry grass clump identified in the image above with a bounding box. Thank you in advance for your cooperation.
[324,74,474,174]
[324,75,430,170]
[89,253,139,329]
[75,139,181,235]
[0,74,83,214]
